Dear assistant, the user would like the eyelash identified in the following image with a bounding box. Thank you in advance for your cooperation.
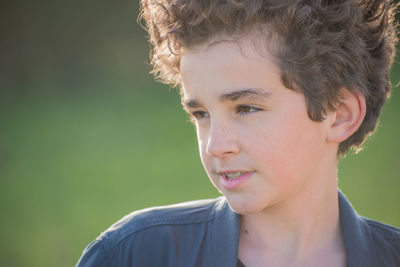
[191,111,209,120]
[236,105,262,114]
[190,105,262,121]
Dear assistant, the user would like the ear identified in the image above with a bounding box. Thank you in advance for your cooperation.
[326,88,366,143]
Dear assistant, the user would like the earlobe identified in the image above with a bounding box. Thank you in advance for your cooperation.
[326,88,366,143]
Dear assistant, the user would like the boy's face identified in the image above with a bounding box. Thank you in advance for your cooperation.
[180,39,335,214]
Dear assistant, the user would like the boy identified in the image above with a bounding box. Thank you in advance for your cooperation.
[77,0,400,266]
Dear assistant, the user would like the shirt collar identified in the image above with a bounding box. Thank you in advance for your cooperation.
[212,197,240,267]
[339,190,374,267]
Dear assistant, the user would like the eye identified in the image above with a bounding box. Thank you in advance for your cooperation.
[236,105,262,114]
[191,111,210,120]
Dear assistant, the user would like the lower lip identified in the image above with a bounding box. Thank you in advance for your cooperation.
[220,172,254,190]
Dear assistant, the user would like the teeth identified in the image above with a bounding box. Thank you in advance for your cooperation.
[224,172,245,180]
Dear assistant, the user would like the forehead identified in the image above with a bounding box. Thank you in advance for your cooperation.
[180,37,282,101]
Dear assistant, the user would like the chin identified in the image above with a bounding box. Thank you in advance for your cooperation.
[224,195,270,215]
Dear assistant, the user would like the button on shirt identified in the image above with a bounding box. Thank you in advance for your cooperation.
[77,191,400,267]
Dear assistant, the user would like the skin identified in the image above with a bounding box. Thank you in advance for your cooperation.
[180,37,364,266]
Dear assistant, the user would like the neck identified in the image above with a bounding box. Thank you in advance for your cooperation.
[239,158,344,264]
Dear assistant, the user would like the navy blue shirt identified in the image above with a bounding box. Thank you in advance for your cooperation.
[77,191,400,266]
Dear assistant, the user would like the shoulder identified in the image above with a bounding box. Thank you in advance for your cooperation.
[76,197,224,266]
[362,217,400,239]
[100,197,221,247]
[361,216,400,264]
[361,216,400,244]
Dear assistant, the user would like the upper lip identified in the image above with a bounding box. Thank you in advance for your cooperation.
[217,170,252,175]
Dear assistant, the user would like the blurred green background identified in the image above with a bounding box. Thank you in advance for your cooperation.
[0,1,399,266]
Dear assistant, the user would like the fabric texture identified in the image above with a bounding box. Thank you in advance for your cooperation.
[76,191,400,267]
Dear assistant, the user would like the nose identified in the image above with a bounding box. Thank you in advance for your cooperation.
[205,120,240,158]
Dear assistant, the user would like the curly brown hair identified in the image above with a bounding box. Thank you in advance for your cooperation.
[139,0,398,155]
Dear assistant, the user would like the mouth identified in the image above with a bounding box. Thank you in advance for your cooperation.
[216,170,254,190]
[220,171,249,180]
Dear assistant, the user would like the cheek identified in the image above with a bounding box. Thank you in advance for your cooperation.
[196,128,211,170]
[197,137,220,189]
[248,115,321,173]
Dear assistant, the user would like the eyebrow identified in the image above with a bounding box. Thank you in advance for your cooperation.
[182,88,271,109]
[219,88,271,102]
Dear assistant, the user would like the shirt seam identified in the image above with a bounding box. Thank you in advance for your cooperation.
[102,216,215,252]
[362,218,400,239]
